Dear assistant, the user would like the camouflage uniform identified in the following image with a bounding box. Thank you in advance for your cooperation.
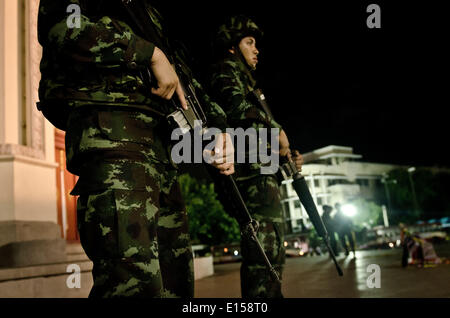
[210,16,285,298]
[38,0,227,297]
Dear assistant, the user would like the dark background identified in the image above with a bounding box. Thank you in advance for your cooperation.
[156,0,448,167]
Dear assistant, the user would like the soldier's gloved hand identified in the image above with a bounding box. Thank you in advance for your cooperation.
[204,133,235,175]
[291,150,304,172]
[150,47,188,110]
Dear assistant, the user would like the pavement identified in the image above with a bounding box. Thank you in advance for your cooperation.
[195,242,450,298]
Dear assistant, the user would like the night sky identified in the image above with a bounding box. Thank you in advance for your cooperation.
[156,0,448,168]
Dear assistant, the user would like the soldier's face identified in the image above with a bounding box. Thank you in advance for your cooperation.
[234,36,259,69]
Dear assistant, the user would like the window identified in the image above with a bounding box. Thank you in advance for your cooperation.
[283,202,291,215]
[328,179,352,186]
[357,179,369,187]
[279,184,287,199]
[314,179,320,187]
[294,200,301,209]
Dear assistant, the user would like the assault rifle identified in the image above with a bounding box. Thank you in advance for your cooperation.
[121,0,281,283]
[252,89,344,277]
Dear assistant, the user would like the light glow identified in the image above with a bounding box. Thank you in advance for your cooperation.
[342,204,357,217]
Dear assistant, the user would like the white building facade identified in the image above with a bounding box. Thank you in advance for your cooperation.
[280,145,402,234]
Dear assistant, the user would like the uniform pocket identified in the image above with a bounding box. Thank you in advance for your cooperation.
[97,110,156,146]
[77,188,159,263]
[113,189,159,263]
[251,176,280,208]
[77,189,119,261]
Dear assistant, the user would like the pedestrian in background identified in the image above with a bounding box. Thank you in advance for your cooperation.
[322,205,339,257]
[334,203,356,257]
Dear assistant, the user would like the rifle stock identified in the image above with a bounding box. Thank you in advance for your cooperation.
[206,167,281,283]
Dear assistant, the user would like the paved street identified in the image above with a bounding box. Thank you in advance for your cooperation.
[195,243,450,298]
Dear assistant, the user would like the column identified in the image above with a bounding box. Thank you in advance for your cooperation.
[0,0,65,268]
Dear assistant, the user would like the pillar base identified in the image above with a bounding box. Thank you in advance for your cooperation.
[0,221,66,268]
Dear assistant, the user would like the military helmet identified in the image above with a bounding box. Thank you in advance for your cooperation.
[215,15,263,51]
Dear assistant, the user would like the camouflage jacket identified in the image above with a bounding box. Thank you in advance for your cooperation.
[38,0,227,173]
[210,54,282,179]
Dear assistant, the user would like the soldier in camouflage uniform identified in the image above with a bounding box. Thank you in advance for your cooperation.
[210,16,304,298]
[38,0,234,297]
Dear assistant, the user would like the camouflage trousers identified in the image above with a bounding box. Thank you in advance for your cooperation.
[236,175,285,298]
[73,159,194,298]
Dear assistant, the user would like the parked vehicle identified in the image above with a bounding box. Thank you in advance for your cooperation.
[211,243,242,264]
[360,222,448,250]
[284,234,310,257]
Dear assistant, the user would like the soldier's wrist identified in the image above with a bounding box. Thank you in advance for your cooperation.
[125,34,156,70]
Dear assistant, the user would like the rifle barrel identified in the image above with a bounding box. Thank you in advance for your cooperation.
[291,175,344,276]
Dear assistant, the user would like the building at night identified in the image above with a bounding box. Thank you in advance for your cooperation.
[2,1,447,298]
[280,145,402,234]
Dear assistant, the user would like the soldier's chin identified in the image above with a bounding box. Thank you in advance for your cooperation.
[247,62,257,70]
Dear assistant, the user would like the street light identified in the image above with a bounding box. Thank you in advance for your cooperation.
[407,167,420,216]
[341,204,357,217]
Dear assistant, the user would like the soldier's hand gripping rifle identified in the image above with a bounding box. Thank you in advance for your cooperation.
[251,89,343,277]
[121,0,281,284]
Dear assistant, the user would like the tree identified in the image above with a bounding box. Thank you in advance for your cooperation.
[178,173,241,246]
[384,168,450,225]
[350,198,383,230]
